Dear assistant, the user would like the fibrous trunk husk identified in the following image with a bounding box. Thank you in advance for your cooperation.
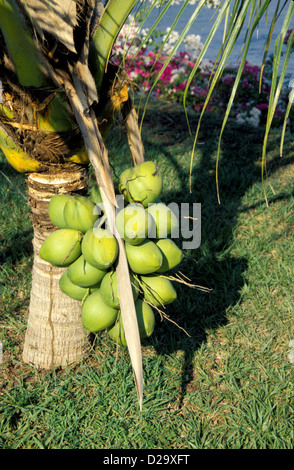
[22,164,90,368]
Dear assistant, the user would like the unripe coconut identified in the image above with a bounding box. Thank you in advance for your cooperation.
[108,299,155,346]
[82,227,118,270]
[63,195,98,233]
[118,167,132,194]
[146,202,179,238]
[140,274,177,307]
[48,194,72,229]
[81,289,118,333]
[59,270,98,301]
[89,185,105,217]
[39,229,82,267]
[155,238,183,273]
[115,203,154,245]
[125,239,163,274]
[89,184,102,205]
[119,161,163,207]
[67,254,106,287]
[100,270,140,308]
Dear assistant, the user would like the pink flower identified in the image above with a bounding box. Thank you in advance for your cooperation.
[223,76,234,85]
[110,37,289,128]
[155,88,161,98]
[142,80,150,91]
[284,29,293,43]
[256,103,269,111]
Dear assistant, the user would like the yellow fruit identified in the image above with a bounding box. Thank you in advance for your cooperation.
[119,161,163,207]
[68,145,89,164]
[100,270,140,308]
[39,229,82,267]
[63,195,98,233]
[108,299,155,346]
[155,238,183,273]
[81,289,118,333]
[146,202,179,238]
[125,239,163,274]
[115,203,154,245]
[48,194,72,229]
[140,274,177,307]
[59,271,98,301]
[67,255,106,287]
[0,125,42,173]
[82,227,118,270]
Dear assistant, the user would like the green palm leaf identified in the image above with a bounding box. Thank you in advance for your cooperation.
[121,0,293,203]
[261,0,294,203]
[138,0,209,129]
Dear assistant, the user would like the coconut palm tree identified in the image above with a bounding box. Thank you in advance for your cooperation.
[0,0,293,409]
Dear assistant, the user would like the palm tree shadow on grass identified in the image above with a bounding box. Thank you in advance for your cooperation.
[0,158,34,264]
[132,101,292,407]
[0,230,33,265]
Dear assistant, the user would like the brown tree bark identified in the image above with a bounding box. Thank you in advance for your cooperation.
[22,164,91,368]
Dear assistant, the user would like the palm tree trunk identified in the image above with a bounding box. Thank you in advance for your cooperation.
[22,163,90,368]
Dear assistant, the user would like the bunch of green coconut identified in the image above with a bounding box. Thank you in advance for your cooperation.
[39,161,183,347]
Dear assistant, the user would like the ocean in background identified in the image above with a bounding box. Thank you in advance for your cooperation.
[141,0,294,77]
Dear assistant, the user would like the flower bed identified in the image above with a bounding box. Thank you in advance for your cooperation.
[112,20,292,129]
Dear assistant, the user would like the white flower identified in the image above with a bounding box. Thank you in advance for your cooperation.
[129,70,139,80]
[248,107,261,126]
[236,107,261,127]
[150,0,220,8]
[170,66,186,83]
[143,55,152,66]
[162,27,180,54]
[199,58,214,72]
[114,15,151,58]
[205,0,221,8]
[184,34,203,58]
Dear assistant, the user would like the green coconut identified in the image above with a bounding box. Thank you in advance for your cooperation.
[119,161,163,207]
[155,238,183,273]
[125,239,163,274]
[39,229,82,267]
[48,194,72,229]
[89,184,102,205]
[100,270,140,308]
[140,274,177,307]
[82,227,118,270]
[67,254,106,287]
[118,167,132,194]
[63,195,98,233]
[59,270,98,301]
[81,289,118,333]
[108,299,155,346]
[115,203,154,245]
[146,202,179,238]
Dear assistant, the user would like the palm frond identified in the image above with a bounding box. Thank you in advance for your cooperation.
[0,0,47,87]
[138,0,209,129]
[261,0,294,203]
[121,0,294,203]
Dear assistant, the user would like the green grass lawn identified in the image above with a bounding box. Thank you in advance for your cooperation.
[0,100,293,449]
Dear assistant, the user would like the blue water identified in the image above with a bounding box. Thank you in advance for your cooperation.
[142,0,294,77]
